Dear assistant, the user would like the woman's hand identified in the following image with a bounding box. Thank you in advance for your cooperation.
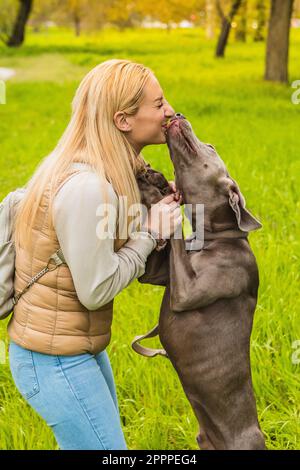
[168,180,183,205]
[142,193,182,240]
[168,180,176,193]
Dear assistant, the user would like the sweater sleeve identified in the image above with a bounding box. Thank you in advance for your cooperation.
[52,170,157,311]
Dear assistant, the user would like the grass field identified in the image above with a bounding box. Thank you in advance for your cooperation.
[0,26,299,450]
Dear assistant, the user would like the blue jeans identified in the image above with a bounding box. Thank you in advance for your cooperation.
[8,339,128,450]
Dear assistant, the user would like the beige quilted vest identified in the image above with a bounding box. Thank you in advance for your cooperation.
[7,166,114,355]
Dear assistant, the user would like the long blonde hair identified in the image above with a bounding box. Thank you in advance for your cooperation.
[14,59,153,252]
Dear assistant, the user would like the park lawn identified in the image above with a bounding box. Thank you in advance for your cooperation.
[0,26,299,450]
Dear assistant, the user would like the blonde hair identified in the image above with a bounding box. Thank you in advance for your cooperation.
[14,59,154,252]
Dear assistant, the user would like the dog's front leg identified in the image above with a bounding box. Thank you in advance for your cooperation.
[169,238,248,312]
[138,242,170,286]
[169,236,196,311]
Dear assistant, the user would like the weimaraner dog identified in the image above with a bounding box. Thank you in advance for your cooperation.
[132,114,266,450]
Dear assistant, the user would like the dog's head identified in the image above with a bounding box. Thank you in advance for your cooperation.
[136,164,174,251]
[136,163,173,209]
[165,116,262,232]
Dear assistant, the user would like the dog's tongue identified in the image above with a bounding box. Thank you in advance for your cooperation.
[166,118,174,129]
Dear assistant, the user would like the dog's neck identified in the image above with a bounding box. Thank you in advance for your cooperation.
[181,188,248,241]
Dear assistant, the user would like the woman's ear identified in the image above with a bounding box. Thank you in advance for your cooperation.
[113,111,132,132]
[227,177,262,232]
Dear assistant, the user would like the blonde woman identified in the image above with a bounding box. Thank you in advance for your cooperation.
[7,59,182,450]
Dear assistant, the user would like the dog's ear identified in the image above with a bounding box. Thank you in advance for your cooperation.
[226,176,262,232]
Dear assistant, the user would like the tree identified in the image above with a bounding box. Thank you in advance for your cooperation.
[30,0,61,32]
[103,0,143,30]
[215,0,242,57]
[7,0,33,46]
[135,0,204,31]
[60,0,90,36]
[40,0,109,36]
[264,0,294,83]
[206,0,215,38]
[0,0,18,44]
[234,0,247,42]
[253,0,266,41]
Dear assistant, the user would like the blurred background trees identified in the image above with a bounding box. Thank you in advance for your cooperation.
[0,0,299,83]
[215,0,243,57]
[265,0,295,82]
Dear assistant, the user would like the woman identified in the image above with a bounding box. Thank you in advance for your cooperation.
[7,59,182,450]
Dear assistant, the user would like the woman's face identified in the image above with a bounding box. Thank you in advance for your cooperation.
[114,74,176,154]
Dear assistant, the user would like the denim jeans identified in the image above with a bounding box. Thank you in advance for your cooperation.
[8,339,128,450]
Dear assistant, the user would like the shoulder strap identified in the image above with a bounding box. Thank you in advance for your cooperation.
[13,248,66,306]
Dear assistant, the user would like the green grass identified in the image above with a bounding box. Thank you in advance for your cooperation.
[0,26,300,450]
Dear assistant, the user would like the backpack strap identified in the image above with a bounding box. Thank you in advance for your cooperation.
[13,248,65,306]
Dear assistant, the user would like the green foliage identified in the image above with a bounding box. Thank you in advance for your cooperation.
[0,0,18,43]
[0,26,299,450]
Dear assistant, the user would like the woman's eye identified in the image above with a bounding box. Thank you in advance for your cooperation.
[157,103,163,108]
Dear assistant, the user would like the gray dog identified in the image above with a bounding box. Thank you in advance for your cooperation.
[133,114,266,450]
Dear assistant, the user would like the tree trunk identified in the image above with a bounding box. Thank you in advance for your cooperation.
[206,0,215,39]
[7,0,33,47]
[74,14,81,36]
[253,0,266,41]
[235,0,247,42]
[215,0,242,57]
[265,0,294,83]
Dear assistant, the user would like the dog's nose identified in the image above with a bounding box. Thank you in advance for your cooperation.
[165,112,186,130]
[170,113,185,122]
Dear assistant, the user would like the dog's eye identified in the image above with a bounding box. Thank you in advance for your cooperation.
[206,143,215,150]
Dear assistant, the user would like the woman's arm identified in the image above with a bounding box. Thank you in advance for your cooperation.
[52,170,157,311]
